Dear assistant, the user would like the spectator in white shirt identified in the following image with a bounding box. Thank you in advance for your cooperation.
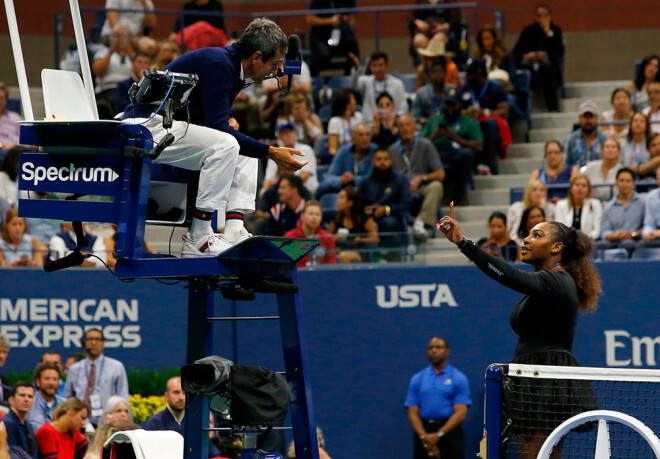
[642,81,660,134]
[555,174,602,240]
[327,89,363,160]
[100,0,156,38]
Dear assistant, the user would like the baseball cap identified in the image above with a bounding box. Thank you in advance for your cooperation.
[444,88,461,104]
[276,121,296,133]
[465,58,488,76]
[579,100,599,116]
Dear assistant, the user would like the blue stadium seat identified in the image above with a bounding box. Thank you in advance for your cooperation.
[316,164,329,183]
[603,248,629,261]
[6,98,21,115]
[631,248,660,260]
[395,73,417,94]
[327,76,354,90]
[509,69,532,129]
[317,106,332,130]
[311,76,325,108]
[319,192,339,222]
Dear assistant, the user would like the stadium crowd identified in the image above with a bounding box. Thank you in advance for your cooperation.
[1,2,660,267]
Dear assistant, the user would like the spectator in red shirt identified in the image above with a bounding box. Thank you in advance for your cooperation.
[35,398,88,459]
[285,201,338,267]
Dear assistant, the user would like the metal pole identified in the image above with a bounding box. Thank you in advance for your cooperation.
[3,0,34,121]
[69,0,99,119]
[54,13,61,70]
[374,12,380,51]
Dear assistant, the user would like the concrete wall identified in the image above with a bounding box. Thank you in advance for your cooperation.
[1,0,660,87]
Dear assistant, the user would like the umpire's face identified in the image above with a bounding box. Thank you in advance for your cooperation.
[248,50,285,84]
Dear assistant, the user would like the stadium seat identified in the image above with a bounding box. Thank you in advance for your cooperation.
[6,98,21,115]
[395,73,417,94]
[319,192,338,223]
[510,69,532,129]
[631,248,660,260]
[316,164,329,183]
[327,75,354,90]
[317,107,332,131]
[311,76,325,108]
[602,248,628,261]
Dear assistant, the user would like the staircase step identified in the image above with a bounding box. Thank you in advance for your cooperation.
[474,173,530,189]
[508,143,545,159]
[499,158,540,175]
[467,187,510,206]
[560,96,610,113]
[531,112,577,129]
[529,127,570,143]
[564,80,629,99]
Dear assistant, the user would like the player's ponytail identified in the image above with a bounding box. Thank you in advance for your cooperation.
[551,222,601,313]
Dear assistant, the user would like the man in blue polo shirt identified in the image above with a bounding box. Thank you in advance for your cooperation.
[405,337,471,459]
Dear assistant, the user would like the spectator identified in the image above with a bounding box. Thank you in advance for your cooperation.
[63,354,85,380]
[475,26,515,74]
[0,334,9,403]
[143,377,185,433]
[477,212,520,262]
[371,93,399,147]
[253,173,313,234]
[555,174,602,240]
[600,88,633,141]
[287,426,332,459]
[0,423,9,459]
[135,36,158,58]
[40,352,65,398]
[26,363,64,433]
[415,39,462,89]
[563,101,608,168]
[512,4,564,112]
[23,193,60,247]
[421,90,480,205]
[100,0,156,38]
[0,210,47,268]
[170,0,226,38]
[627,54,660,112]
[621,112,651,174]
[0,198,9,229]
[35,398,88,459]
[83,423,138,459]
[413,57,455,121]
[507,179,556,242]
[98,397,132,428]
[389,114,444,237]
[264,176,306,236]
[642,81,660,134]
[2,382,37,459]
[317,124,377,197]
[635,133,660,180]
[457,57,509,175]
[600,168,645,249]
[265,123,318,196]
[104,225,157,269]
[409,0,450,53]
[0,83,20,153]
[276,92,323,146]
[114,51,152,115]
[93,26,135,119]
[358,149,411,251]
[154,40,180,70]
[306,0,359,76]
[641,168,660,245]
[285,201,338,268]
[0,147,22,207]
[328,186,379,263]
[584,137,623,201]
[326,89,364,159]
[353,51,408,127]
[62,328,129,426]
[49,223,108,269]
[405,337,470,459]
[515,205,546,245]
[530,140,579,200]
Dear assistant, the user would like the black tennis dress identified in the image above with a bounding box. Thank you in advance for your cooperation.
[460,240,597,435]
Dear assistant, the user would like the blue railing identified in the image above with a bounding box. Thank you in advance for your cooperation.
[53,2,504,69]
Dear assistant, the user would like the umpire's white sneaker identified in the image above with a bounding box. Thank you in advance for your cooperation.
[223,227,253,245]
[181,229,232,257]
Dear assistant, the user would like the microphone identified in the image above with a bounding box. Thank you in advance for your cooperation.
[283,34,302,93]
[44,251,85,273]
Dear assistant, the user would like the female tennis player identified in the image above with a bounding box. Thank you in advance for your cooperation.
[438,202,601,458]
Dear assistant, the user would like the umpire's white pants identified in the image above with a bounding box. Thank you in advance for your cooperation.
[131,117,258,213]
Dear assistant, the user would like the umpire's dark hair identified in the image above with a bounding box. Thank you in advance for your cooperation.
[237,18,288,62]
[281,175,304,197]
[10,381,35,398]
[549,222,601,313]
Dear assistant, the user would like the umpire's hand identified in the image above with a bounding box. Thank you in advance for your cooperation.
[267,146,308,171]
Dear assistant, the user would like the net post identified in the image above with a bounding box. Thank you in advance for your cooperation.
[484,363,503,459]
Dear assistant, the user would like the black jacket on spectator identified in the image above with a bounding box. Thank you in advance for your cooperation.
[358,169,412,218]
[512,23,564,66]
[172,0,226,33]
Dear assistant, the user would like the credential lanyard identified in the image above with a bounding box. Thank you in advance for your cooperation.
[469,80,489,108]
